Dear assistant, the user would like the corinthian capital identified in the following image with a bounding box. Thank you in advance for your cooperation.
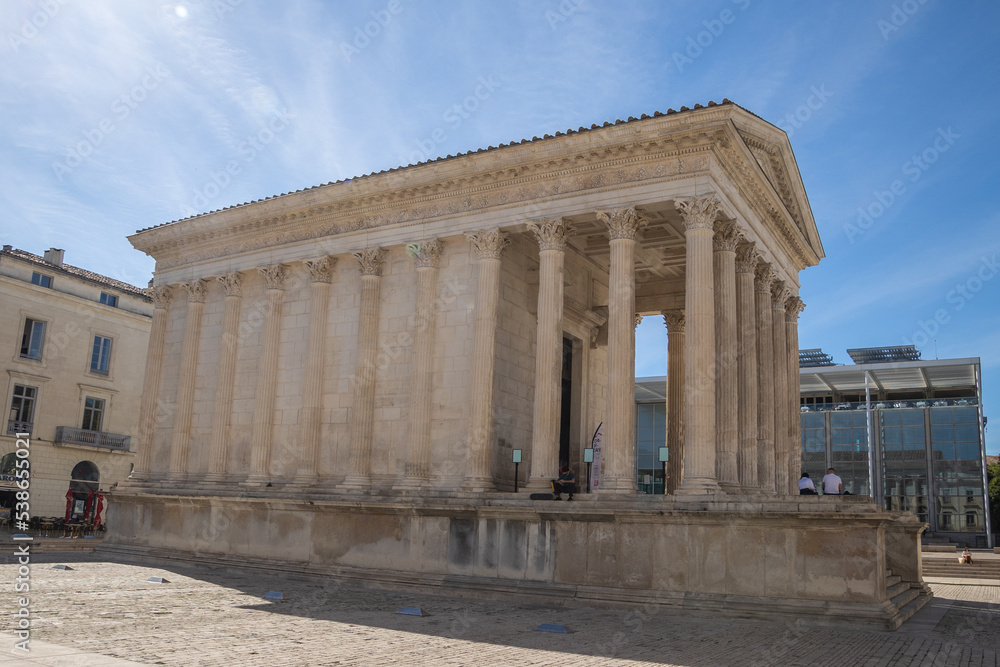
[662,309,685,333]
[596,206,645,241]
[304,256,337,283]
[754,262,775,294]
[258,263,287,290]
[735,240,758,274]
[786,296,805,322]
[713,220,740,252]
[149,285,173,310]
[180,279,207,303]
[526,217,574,251]
[353,247,386,276]
[217,271,243,297]
[466,229,510,260]
[406,239,443,268]
[771,280,790,308]
[675,195,723,231]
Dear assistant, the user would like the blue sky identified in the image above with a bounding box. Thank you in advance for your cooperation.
[1,0,997,454]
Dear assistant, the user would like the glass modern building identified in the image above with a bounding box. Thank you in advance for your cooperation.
[635,346,993,548]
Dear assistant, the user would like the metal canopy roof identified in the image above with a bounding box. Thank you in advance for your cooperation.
[800,358,980,394]
[800,348,835,367]
[635,376,667,402]
[846,345,921,364]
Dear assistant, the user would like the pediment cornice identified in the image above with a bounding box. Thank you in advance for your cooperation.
[133,107,819,273]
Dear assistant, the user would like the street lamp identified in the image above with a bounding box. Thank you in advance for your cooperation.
[584,448,594,493]
[658,447,669,495]
[512,449,522,492]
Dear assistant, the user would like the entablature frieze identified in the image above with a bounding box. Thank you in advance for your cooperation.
[132,110,820,278]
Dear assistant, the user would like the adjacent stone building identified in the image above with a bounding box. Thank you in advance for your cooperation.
[107,101,929,630]
[0,246,152,520]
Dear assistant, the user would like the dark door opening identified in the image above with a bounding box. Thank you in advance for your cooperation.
[559,336,573,466]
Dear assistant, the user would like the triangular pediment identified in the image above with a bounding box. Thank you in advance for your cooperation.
[736,129,806,235]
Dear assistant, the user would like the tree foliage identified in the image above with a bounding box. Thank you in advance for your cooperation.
[988,462,1000,533]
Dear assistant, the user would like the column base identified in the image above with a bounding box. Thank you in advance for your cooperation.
[461,476,494,493]
[242,473,272,488]
[393,477,429,492]
[676,476,722,495]
[338,475,371,492]
[718,481,742,494]
[525,477,555,493]
[595,476,637,495]
[201,473,232,484]
[290,471,319,486]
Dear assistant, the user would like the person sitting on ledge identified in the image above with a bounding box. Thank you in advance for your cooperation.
[960,547,974,564]
[553,462,576,501]
[798,472,817,495]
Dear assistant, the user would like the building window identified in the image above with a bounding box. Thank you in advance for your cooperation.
[30,272,52,288]
[82,397,105,432]
[99,292,118,308]
[19,318,46,360]
[8,385,36,434]
[90,336,112,374]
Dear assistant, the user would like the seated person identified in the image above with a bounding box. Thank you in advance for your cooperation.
[552,462,577,501]
[960,547,974,564]
[798,472,817,495]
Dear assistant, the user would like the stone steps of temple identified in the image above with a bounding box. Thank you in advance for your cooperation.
[895,587,932,627]
[889,584,921,612]
[887,580,910,599]
[886,573,902,588]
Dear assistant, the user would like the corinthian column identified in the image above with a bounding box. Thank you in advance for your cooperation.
[675,196,721,495]
[397,239,442,489]
[786,296,805,494]
[663,310,685,494]
[713,220,739,492]
[735,242,759,491]
[295,256,336,484]
[247,264,287,485]
[206,272,243,480]
[464,230,510,491]
[754,262,776,494]
[134,286,172,480]
[526,218,573,490]
[771,280,790,495]
[596,206,644,494]
[341,248,386,491]
[168,279,207,478]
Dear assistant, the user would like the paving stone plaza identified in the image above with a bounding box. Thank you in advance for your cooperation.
[1,553,997,666]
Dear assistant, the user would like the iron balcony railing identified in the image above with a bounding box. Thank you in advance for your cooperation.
[55,426,131,451]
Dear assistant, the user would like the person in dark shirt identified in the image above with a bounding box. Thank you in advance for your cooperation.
[553,462,576,501]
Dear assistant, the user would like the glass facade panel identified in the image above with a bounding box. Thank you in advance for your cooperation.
[635,403,666,494]
[800,412,827,483]
[880,409,927,522]
[830,411,869,495]
[930,406,984,532]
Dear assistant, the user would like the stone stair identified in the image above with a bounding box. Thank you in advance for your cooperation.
[886,568,929,627]
[922,556,1000,581]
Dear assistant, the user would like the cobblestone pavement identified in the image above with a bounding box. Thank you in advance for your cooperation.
[0,554,997,666]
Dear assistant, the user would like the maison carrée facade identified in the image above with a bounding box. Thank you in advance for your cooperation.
[105,101,930,630]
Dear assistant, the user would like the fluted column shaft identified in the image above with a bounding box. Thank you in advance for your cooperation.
[134,287,172,479]
[771,283,789,495]
[663,311,685,494]
[248,265,286,482]
[597,207,643,494]
[735,243,759,491]
[675,197,721,494]
[713,222,739,492]
[343,249,385,489]
[207,273,243,478]
[527,219,572,489]
[400,240,442,487]
[297,257,336,483]
[169,280,207,477]
[786,297,805,494]
[755,264,776,494]
[465,230,509,489]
